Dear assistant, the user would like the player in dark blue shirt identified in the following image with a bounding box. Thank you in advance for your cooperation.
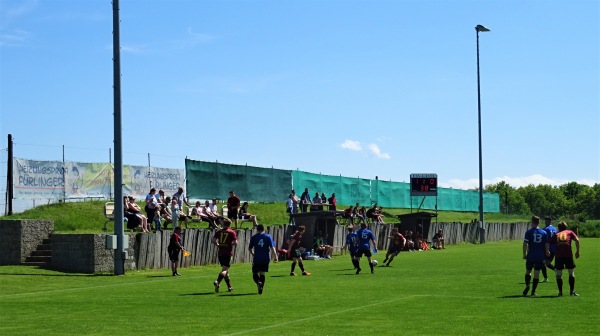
[541,216,558,282]
[354,223,377,274]
[248,224,278,294]
[522,216,548,296]
[342,226,359,269]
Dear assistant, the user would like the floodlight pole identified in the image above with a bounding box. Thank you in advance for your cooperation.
[112,0,126,275]
[476,24,489,244]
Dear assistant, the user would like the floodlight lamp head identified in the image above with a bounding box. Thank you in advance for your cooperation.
[476,25,490,32]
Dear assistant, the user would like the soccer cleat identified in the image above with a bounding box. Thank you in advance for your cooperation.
[173,273,181,276]
[228,287,233,292]
[302,272,311,276]
[530,292,537,297]
[290,272,297,276]
[257,282,263,295]
[557,292,563,297]
[541,278,549,283]
[355,268,361,275]
[570,291,579,296]
[213,281,219,293]
[522,285,530,296]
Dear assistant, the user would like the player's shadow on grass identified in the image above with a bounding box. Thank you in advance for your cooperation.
[499,295,559,299]
[220,293,256,297]
[181,292,217,296]
[146,275,176,278]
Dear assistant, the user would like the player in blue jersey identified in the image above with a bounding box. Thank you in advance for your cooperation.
[522,216,548,296]
[541,216,558,282]
[342,226,359,269]
[354,222,377,274]
[248,224,278,294]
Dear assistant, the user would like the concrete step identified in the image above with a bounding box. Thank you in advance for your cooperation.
[31,250,52,257]
[42,238,52,245]
[26,256,52,263]
[37,244,51,251]
[22,261,50,267]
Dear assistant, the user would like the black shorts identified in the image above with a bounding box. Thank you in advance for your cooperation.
[356,249,372,258]
[554,257,576,270]
[218,255,232,267]
[348,249,358,258]
[387,246,401,256]
[526,261,544,271]
[168,248,180,262]
[545,251,555,263]
[291,249,302,259]
[252,262,269,273]
[228,208,238,220]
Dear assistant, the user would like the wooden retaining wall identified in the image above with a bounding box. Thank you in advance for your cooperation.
[133,221,531,270]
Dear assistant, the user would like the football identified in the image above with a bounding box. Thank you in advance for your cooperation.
[372,260,378,266]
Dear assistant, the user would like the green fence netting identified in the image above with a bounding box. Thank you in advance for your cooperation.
[185,159,292,202]
[185,160,500,212]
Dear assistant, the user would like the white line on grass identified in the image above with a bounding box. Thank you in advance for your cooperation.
[224,295,421,336]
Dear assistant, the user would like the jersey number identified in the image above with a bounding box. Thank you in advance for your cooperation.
[219,232,229,244]
[533,233,543,243]
[257,238,264,247]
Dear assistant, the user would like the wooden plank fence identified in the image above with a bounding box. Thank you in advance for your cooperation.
[132,222,531,270]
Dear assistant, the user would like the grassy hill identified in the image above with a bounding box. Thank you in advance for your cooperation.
[1,200,533,233]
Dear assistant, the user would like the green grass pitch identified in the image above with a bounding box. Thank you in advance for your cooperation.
[1,239,598,335]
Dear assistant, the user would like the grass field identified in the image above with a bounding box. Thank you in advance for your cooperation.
[1,240,598,335]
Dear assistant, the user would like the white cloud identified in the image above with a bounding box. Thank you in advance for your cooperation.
[441,174,598,190]
[368,144,391,159]
[340,139,362,151]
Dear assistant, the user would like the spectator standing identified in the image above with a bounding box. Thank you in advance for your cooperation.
[173,187,191,213]
[300,188,311,213]
[212,219,238,292]
[227,190,241,228]
[541,216,558,282]
[354,222,377,274]
[546,221,580,296]
[321,193,327,206]
[522,216,548,297]
[327,193,337,211]
[312,192,322,211]
[145,188,158,229]
[171,196,189,229]
[248,224,278,295]
[167,226,185,276]
[286,194,295,225]
[288,225,311,276]
[383,228,406,267]
[291,189,300,214]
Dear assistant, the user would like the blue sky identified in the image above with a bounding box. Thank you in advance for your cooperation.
[1,0,599,197]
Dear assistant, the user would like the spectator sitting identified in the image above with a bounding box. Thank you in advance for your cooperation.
[159,198,173,229]
[404,231,415,251]
[366,204,379,223]
[155,189,166,207]
[202,200,221,230]
[190,201,215,229]
[127,196,149,232]
[359,206,368,224]
[432,229,445,249]
[414,231,423,251]
[209,198,219,215]
[376,206,386,224]
[312,231,333,259]
[352,204,362,224]
[239,201,258,228]
[123,196,141,230]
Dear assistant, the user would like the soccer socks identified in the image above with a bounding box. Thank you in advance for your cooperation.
[525,274,531,286]
[532,278,539,295]
[352,259,360,269]
[252,273,260,284]
[541,266,547,279]
[260,274,266,284]
[386,256,394,266]
[298,261,306,273]
[217,273,224,284]
[557,276,563,294]
[224,275,232,288]
[569,275,575,293]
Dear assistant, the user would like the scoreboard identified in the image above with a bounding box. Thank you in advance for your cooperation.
[410,173,438,196]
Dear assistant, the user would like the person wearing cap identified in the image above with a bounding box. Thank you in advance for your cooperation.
[227,190,241,228]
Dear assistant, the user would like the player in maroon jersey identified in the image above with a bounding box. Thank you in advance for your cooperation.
[546,221,580,296]
[382,228,406,267]
[287,225,310,276]
[211,218,238,292]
